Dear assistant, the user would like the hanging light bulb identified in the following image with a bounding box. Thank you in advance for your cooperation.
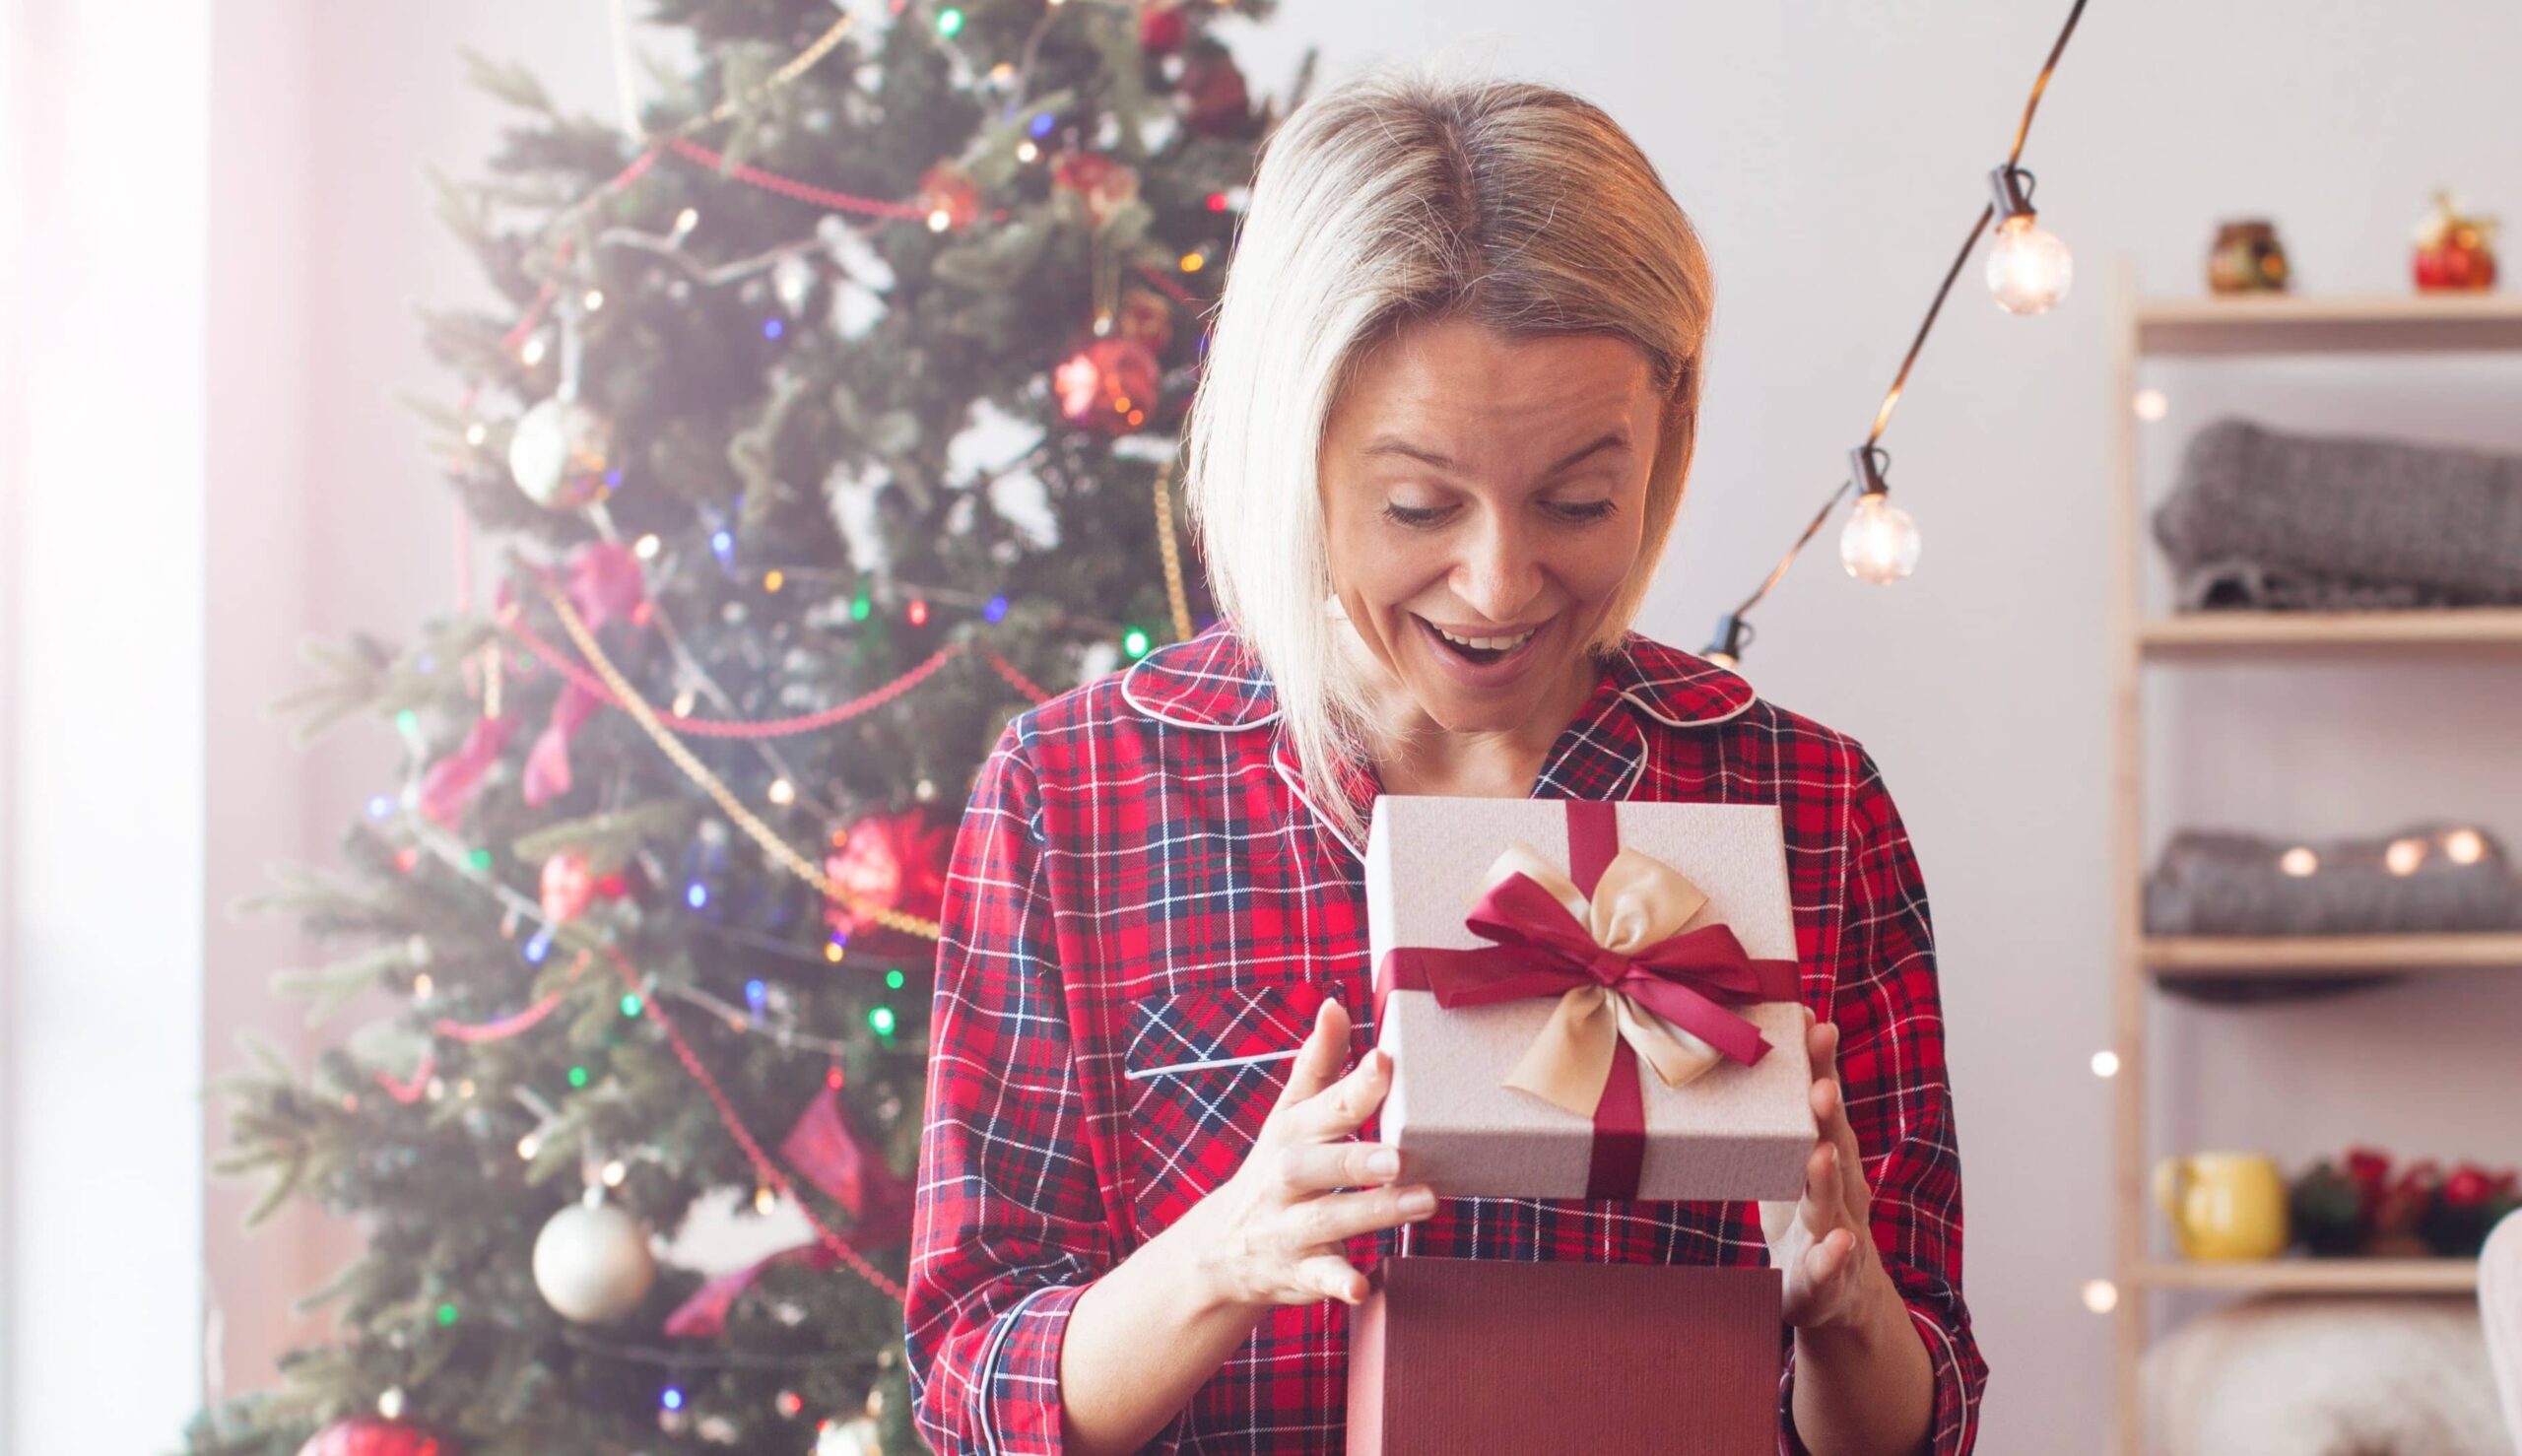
[1837,446,1921,585]
[1985,165,2072,315]
[1702,612,1753,671]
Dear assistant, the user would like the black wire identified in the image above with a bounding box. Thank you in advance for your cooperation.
[1721,0,2090,634]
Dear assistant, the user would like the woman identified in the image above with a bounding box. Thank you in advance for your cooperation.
[907,68,1986,1454]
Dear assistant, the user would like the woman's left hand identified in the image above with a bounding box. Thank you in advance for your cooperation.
[1761,1008,1895,1331]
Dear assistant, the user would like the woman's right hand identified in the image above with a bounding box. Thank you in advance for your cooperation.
[1170,997,1436,1310]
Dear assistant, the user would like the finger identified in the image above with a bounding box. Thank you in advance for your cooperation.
[1271,1140,1405,1195]
[1294,1183,1436,1247]
[1275,998,1353,1111]
[1293,1044,1392,1140]
[1809,1073,1871,1213]
[1803,1227,1853,1287]
[1800,1141,1846,1238]
[1294,1254,1368,1306]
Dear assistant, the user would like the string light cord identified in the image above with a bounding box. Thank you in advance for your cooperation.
[597,942,907,1302]
[1713,0,2089,652]
[500,608,969,740]
[533,582,947,941]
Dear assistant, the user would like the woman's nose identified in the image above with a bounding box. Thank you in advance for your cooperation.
[1450,517,1546,624]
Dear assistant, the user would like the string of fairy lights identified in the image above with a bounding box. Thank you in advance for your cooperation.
[1702,0,2089,669]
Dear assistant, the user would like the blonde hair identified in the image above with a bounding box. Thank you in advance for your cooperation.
[1183,66,1713,843]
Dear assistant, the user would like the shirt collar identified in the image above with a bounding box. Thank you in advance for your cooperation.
[1122,624,1758,859]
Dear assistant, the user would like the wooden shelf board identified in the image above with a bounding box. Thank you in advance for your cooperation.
[2130,1258,2479,1293]
[2145,932,2522,977]
[2140,609,2522,654]
[2138,295,2522,356]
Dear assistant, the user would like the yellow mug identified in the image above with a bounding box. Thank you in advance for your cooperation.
[2154,1152,2290,1261]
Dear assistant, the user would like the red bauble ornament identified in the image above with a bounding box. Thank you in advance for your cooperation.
[1053,337,1161,434]
[1139,0,1189,55]
[540,851,597,924]
[824,811,951,940]
[1051,151,1142,229]
[2412,191,2499,293]
[1177,49,1250,137]
[297,1417,451,1456]
[917,162,983,232]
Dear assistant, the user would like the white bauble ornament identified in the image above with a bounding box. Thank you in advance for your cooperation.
[531,1199,656,1323]
[508,398,617,509]
[815,1415,881,1456]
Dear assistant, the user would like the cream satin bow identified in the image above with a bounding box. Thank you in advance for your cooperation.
[1483,842,1731,1119]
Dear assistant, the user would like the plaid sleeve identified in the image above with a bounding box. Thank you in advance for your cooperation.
[1780,751,1989,1455]
[906,724,1113,1455]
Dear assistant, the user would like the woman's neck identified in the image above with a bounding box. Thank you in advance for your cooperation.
[1342,629,1602,799]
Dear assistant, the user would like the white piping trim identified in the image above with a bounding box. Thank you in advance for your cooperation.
[1124,1047,1302,1081]
[1271,736,1366,863]
[1906,1302,1973,1454]
[974,1282,1062,1455]
[1618,680,1755,730]
[1118,652,1282,733]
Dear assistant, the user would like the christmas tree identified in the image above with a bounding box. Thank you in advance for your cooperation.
[188,3,1297,1452]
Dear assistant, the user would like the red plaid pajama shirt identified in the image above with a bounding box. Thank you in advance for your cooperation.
[907,625,1985,1453]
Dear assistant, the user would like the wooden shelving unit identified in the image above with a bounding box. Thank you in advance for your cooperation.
[2106,280,2522,1452]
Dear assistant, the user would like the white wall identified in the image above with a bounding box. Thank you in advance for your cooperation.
[183,3,2522,1452]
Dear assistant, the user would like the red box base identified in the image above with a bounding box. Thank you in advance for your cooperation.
[1347,1257,1783,1455]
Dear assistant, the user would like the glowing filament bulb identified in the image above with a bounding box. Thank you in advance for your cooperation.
[1838,493,1922,585]
[1987,213,2074,315]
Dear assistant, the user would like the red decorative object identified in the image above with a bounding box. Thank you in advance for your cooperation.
[563,541,647,630]
[1139,0,1189,55]
[823,810,951,941]
[2412,191,2499,293]
[1053,337,1161,434]
[1177,48,1250,138]
[540,851,598,923]
[1051,151,1142,229]
[2289,1145,2522,1258]
[665,1242,839,1339]
[780,1085,915,1240]
[297,1417,450,1456]
[417,713,520,827]
[916,162,982,232]
[522,680,600,809]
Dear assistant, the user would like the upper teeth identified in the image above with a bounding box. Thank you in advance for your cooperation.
[1434,625,1536,652]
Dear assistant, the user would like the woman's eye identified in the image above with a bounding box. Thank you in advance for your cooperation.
[1547,499,1618,524]
[1381,501,1451,527]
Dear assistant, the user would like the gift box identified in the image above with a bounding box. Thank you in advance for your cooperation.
[1346,1256,1782,1455]
[1367,796,1816,1202]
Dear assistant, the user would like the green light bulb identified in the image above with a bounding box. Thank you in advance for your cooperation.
[938,8,964,36]
[1122,628,1152,659]
[620,994,642,1018]
[436,1302,459,1326]
[885,969,905,990]
[869,1006,896,1035]
[567,1065,590,1089]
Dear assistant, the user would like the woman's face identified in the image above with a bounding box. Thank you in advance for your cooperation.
[1320,316,1665,738]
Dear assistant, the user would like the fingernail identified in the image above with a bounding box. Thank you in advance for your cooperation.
[1366,1148,1401,1179]
[1399,1187,1436,1217]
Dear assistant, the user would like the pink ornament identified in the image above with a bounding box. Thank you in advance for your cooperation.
[522,681,600,808]
[417,714,520,827]
[1052,152,1142,229]
[296,1417,452,1456]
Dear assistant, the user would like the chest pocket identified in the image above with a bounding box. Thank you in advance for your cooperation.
[1121,981,1334,1238]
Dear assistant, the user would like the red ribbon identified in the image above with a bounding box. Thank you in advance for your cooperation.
[1374,801,1798,1200]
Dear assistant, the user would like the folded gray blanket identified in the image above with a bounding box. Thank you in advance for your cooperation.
[2146,824,2522,938]
[2155,420,2522,610]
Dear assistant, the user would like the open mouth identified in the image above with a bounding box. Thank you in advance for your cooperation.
[1416,615,1545,668]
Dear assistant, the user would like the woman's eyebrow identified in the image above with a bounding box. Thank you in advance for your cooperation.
[1360,430,1628,473]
